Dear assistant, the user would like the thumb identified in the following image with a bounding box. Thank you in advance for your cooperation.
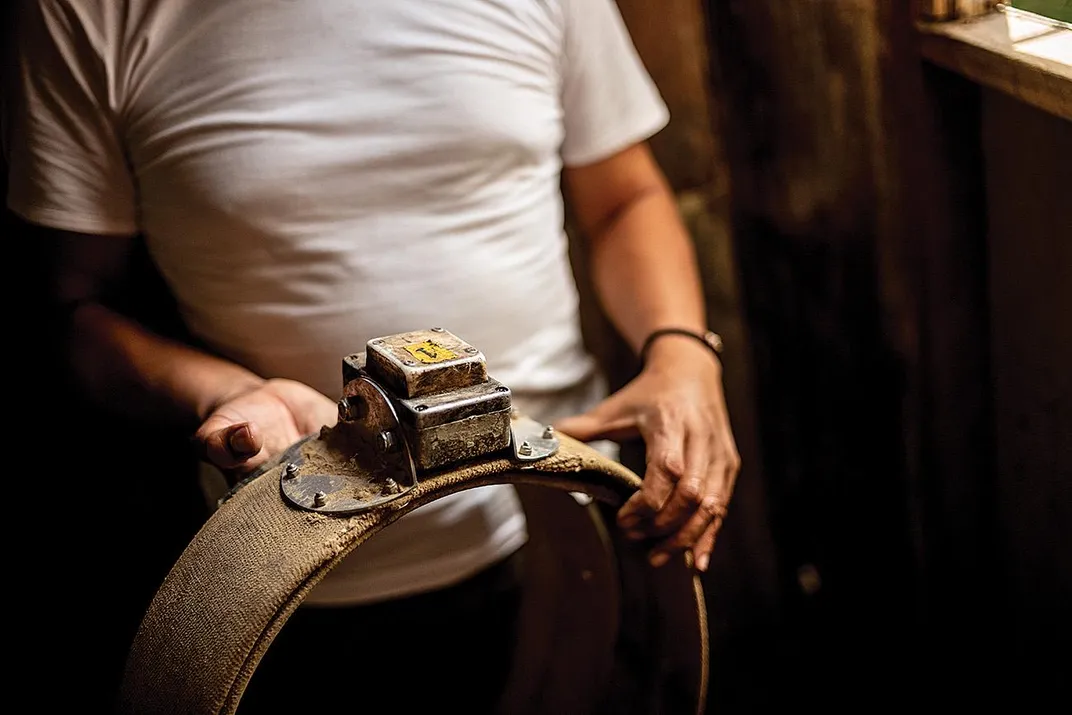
[554,398,637,443]
[196,420,264,470]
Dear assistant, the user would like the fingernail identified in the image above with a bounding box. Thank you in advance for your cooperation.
[697,554,710,572]
[649,551,669,567]
[229,425,256,455]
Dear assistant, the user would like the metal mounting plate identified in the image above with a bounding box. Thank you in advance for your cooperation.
[281,376,418,515]
[510,413,560,461]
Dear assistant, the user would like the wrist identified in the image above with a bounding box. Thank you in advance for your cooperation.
[640,327,722,366]
[641,332,723,374]
[194,370,267,422]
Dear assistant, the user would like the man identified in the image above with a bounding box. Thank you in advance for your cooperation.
[8,0,739,710]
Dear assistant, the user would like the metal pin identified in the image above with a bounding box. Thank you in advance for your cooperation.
[519,441,532,456]
[313,491,327,507]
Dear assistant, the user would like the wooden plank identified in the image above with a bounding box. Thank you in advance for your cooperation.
[616,0,722,193]
[704,0,928,702]
[919,0,957,20]
[918,12,1072,121]
[982,88,1072,658]
[705,0,1005,705]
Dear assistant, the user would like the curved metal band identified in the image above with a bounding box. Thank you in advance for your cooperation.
[117,432,707,715]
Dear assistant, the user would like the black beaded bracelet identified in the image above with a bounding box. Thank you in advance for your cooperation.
[639,328,724,365]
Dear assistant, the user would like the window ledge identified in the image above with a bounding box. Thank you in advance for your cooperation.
[918,11,1072,121]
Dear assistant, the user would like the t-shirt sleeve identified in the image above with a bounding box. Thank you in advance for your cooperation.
[558,0,670,167]
[6,2,138,235]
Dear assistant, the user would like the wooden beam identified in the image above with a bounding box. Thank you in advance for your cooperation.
[918,12,1072,121]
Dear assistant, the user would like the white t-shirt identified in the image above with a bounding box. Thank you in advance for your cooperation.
[8,0,669,604]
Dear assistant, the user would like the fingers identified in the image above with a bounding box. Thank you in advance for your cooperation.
[641,491,727,570]
[198,421,264,470]
[692,519,721,572]
[618,428,684,528]
[647,427,709,535]
[626,435,740,572]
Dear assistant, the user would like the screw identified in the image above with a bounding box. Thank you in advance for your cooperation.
[519,441,532,456]
[380,431,396,452]
[542,426,555,440]
[384,478,400,494]
[284,463,298,479]
[313,491,328,507]
[338,395,367,421]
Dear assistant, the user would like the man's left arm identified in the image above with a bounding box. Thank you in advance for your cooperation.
[556,142,740,573]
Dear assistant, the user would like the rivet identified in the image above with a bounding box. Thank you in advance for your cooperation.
[496,386,509,393]
[465,347,478,354]
[384,478,400,494]
[404,359,416,366]
[431,327,444,332]
[284,463,298,479]
[542,426,555,440]
[313,491,327,507]
[380,431,396,452]
[519,441,532,456]
[415,404,428,412]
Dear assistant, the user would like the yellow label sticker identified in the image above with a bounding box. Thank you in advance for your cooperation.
[404,340,457,364]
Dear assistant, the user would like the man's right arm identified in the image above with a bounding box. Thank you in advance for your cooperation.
[41,225,268,431]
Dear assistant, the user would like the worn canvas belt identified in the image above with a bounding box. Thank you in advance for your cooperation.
[117,430,708,715]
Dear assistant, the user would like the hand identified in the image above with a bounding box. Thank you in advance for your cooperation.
[193,378,338,484]
[555,336,740,572]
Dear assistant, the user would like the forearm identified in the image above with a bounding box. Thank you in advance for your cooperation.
[65,302,265,427]
[587,185,707,355]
